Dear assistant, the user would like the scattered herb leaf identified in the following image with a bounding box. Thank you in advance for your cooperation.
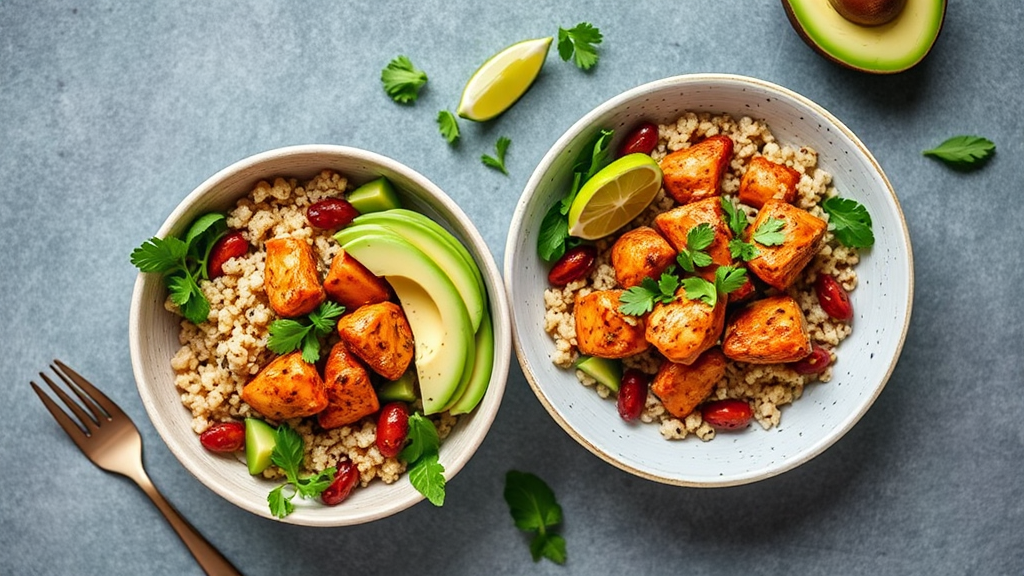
[618,272,678,316]
[267,424,336,518]
[682,276,718,307]
[482,136,511,175]
[437,110,460,143]
[266,301,346,363]
[822,197,875,248]
[504,470,566,565]
[715,265,748,296]
[751,217,786,246]
[400,413,446,506]
[720,196,749,237]
[923,135,995,170]
[557,22,602,71]
[728,237,759,262]
[676,223,715,272]
[381,55,428,104]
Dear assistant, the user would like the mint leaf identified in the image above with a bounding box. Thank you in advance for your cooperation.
[557,22,602,70]
[437,110,460,144]
[923,135,995,170]
[381,55,428,104]
[408,453,446,506]
[531,534,567,564]
[752,217,785,246]
[822,196,874,248]
[505,470,565,565]
[401,413,445,506]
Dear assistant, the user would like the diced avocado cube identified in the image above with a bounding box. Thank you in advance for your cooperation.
[575,355,623,392]
[378,369,418,403]
[244,418,277,475]
[347,177,401,214]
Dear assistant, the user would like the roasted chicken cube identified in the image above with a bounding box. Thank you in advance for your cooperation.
[645,288,726,365]
[323,248,392,309]
[659,135,733,205]
[264,237,325,318]
[336,301,414,381]
[738,155,801,209]
[574,289,649,359]
[241,351,329,420]
[317,342,380,429]
[650,348,727,419]
[610,226,677,289]
[722,295,812,363]
[746,200,827,291]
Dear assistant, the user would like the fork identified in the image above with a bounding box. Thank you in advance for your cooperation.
[31,360,242,576]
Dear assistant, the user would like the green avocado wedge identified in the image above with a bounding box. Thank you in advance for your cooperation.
[781,0,946,73]
[445,308,494,415]
[244,418,277,475]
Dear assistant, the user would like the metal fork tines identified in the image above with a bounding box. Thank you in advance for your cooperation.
[32,360,242,576]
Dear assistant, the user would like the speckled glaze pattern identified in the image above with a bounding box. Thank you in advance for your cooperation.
[129,145,512,526]
[505,74,913,487]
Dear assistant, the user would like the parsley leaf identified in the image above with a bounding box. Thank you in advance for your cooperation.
[715,265,748,295]
[504,470,566,565]
[923,135,995,170]
[381,55,428,104]
[437,110,460,144]
[752,217,786,246]
[728,237,759,262]
[677,223,715,272]
[618,273,678,316]
[557,22,602,70]
[720,196,749,237]
[266,301,346,363]
[682,276,717,307]
[401,413,446,506]
[482,136,511,175]
[266,424,336,519]
[822,196,874,248]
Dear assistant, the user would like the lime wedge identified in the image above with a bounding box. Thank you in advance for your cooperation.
[567,153,663,240]
[456,37,552,122]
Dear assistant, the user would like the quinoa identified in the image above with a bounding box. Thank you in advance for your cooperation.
[542,112,858,441]
[168,170,457,485]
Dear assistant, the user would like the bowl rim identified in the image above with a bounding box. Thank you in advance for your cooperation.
[504,73,914,487]
[129,144,512,525]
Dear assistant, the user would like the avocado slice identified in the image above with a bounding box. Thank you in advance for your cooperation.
[575,355,623,392]
[445,308,495,415]
[781,0,946,73]
[244,418,277,475]
[347,177,402,214]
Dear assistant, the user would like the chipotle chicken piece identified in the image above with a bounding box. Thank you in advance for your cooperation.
[574,289,649,359]
[721,295,812,363]
[264,237,326,317]
[659,135,733,205]
[336,301,414,381]
[317,342,380,429]
[645,288,726,365]
[650,348,728,419]
[610,226,677,289]
[738,156,801,209]
[746,200,827,291]
[241,351,329,420]
[323,248,392,309]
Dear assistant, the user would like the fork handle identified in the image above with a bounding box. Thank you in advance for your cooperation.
[133,470,243,575]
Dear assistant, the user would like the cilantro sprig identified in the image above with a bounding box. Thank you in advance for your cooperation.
[381,55,428,104]
[482,136,511,175]
[401,413,446,506]
[923,135,995,170]
[618,272,679,316]
[675,223,715,272]
[557,22,602,70]
[266,301,345,363]
[751,217,786,246]
[504,470,566,565]
[681,265,748,308]
[267,424,336,519]
[822,196,874,248]
[437,110,460,144]
[721,197,760,262]
[130,212,228,325]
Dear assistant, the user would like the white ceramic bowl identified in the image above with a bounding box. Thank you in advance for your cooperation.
[506,74,913,487]
[130,145,511,525]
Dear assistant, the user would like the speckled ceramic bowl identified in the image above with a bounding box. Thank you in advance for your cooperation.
[130,145,511,525]
[506,74,913,486]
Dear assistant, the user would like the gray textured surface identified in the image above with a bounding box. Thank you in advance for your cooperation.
[2,1,1023,575]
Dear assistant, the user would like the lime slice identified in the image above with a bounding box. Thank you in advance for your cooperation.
[456,37,552,122]
[567,153,663,240]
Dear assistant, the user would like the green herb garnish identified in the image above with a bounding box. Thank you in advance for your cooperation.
[822,196,875,248]
[751,217,786,246]
[923,135,995,170]
[557,22,602,70]
[618,271,679,316]
[675,223,715,272]
[504,470,566,565]
[267,424,336,518]
[720,197,760,261]
[381,55,428,104]
[401,413,446,506]
[681,265,748,308]
[482,136,511,175]
[437,110,460,144]
[130,213,228,325]
[266,301,345,363]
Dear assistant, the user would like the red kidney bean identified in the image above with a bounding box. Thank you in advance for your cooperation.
[792,343,832,375]
[321,459,360,506]
[307,198,360,229]
[207,231,248,279]
[815,274,853,321]
[547,245,597,286]
[701,399,753,430]
[617,369,648,422]
[618,122,659,157]
[376,402,409,458]
[199,421,246,452]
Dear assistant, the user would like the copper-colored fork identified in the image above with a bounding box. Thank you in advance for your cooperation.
[31,360,242,576]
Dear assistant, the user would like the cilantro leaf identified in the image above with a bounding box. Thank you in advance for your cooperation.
[715,265,748,295]
[557,22,602,70]
[401,413,446,506]
[752,217,786,246]
[682,276,717,307]
[728,237,759,262]
[381,55,428,104]
[482,136,511,175]
[923,135,995,170]
[266,301,345,363]
[266,424,336,519]
[686,223,715,251]
[822,196,874,248]
[720,196,749,237]
[618,274,677,316]
[437,110,460,144]
[130,237,187,273]
[504,470,566,565]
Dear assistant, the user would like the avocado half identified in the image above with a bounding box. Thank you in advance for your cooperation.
[782,0,946,73]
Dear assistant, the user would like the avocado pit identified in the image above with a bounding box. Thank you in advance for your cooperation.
[828,0,906,26]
